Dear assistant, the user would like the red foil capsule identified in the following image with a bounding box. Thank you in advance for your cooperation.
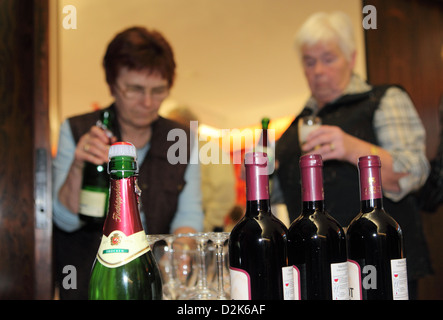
[102,175,143,237]
[358,155,383,201]
[299,154,324,202]
[244,152,269,201]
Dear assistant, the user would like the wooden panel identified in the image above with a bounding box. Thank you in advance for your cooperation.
[33,0,52,300]
[364,0,443,159]
[364,0,443,299]
[0,0,36,299]
[0,0,51,299]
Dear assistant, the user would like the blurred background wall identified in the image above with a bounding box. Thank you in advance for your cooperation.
[50,0,367,148]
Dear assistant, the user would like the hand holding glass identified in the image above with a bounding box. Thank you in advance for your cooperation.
[298,115,322,146]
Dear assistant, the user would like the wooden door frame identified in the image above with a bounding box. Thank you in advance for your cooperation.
[0,0,52,300]
[33,0,53,300]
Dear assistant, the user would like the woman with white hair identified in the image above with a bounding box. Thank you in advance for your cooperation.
[274,11,431,299]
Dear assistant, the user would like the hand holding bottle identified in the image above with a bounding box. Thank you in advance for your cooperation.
[59,122,116,216]
[77,109,117,222]
[76,125,117,166]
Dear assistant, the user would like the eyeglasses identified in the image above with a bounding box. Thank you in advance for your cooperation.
[114,82,169,101]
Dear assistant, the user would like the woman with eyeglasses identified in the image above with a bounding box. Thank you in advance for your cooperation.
[52,27,203,299]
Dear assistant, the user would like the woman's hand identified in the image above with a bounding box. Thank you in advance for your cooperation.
[58,125,117,214]
[74,125,117,168]
[301,125,357,162]
[301,124,407,193]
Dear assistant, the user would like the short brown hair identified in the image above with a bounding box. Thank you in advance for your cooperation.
[103,27,176,87]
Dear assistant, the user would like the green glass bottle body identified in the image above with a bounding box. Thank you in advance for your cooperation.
[88,252,162,300]
[88,142,163,300]
[79,109,114,224]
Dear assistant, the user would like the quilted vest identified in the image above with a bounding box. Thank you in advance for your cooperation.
[275,85,431,279]
[69,104,190,234]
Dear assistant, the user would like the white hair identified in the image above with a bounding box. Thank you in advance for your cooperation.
[295,11,356,62]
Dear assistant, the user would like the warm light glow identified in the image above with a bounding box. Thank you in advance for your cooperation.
[198,115,294,151]
[51,115,295,156]
[199,124,225,139]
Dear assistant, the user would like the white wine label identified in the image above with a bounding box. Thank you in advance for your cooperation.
[330,262,349,300]
[292,265,301,300]
[347,260,362,300]
[391,258,409,300]
[79,189,106,218]
[229,267,251,300]
[282,266,294,300]
[97,230,150,268]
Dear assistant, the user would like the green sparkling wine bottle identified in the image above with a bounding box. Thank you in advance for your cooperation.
[79,109,114,225]
[88,142,163,300]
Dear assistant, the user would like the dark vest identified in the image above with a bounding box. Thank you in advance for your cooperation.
[276,85,431,279]
[69,104,190,234]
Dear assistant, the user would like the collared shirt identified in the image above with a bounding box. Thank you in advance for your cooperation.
[304,74,430,202]
[52,119,204,233]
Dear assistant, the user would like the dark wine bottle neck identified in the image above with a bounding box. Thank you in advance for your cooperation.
[360,197,384,213]
[302,200,325,214]
[246,199,271,216]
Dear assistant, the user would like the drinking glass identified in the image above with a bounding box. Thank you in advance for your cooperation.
[146,234,167,246]
[147,234,182,300]
[298,115,321,146]
[184,232,217,300]
[207,232,230,300]
[173,235,199,298]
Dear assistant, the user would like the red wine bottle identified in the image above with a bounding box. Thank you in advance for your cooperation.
[288,154,348,300]
[88,142,162,300]
[347,155,408,300]
[229,152,292,300]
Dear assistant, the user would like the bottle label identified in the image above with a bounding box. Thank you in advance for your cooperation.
[347,259,362,300]
[79,189,106,218]
[282,266,295,300]
[292,265,301,300]
[291,263,348,300]
[347,258,409,300]
[391,258,409,300]
[96,230,150,268]
[229,267,251,300]
[229,266,294,300]
[330,262,349,300]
